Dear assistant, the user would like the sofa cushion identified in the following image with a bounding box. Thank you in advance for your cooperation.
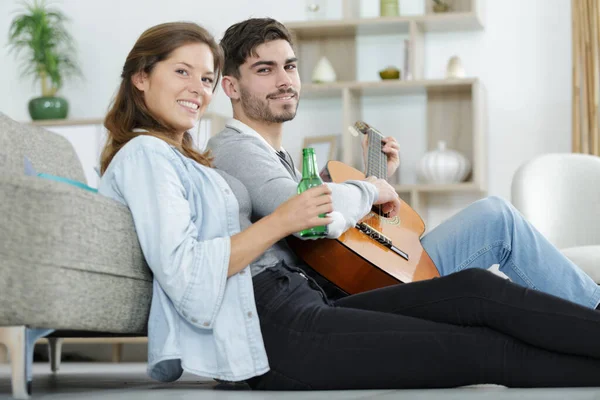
[0,112,85,181]
[561,245,600,283]
[0,175,152,333]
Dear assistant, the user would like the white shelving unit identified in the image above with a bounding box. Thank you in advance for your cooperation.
[284,0,487,220]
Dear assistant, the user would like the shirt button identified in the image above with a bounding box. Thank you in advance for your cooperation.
[224,188,230,195]
[247,312,253,318]
[191,318,198,323]
[239,270,246,275]
[203,321,210,327]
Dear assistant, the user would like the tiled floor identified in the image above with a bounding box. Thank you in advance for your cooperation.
[1,363,600,400]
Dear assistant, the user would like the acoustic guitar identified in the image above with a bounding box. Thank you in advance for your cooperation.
[287,121,440,295]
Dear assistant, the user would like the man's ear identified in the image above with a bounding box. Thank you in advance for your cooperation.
[221,75,241,100]
[131,71,148,92]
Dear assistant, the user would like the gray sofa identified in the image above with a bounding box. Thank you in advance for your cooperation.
[0,112,152,399]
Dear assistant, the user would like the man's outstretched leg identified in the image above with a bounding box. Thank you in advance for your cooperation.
[421,196,600,309]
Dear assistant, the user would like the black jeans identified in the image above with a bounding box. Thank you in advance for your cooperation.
[247,262,600,390]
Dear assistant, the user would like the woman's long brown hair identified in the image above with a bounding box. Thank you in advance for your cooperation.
[100,22,223,175]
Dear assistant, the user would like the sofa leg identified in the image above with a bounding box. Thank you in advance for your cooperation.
[47,338,63,373]
[0,326,30,399]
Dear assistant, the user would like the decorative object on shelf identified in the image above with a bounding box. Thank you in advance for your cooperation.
[8,0,82,121]
[312,56,337,83]
[403,39,413,80]
[379,66,401,80]
[416,140,471,184]
[446,55,465,78]
[305,0,327,20]
[380,0,400,17]
[432,0,451,13]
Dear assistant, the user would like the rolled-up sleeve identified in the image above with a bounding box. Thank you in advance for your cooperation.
[112,146,228,329]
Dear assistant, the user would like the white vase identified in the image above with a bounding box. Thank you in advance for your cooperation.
[312,56,337,83]
[446,55,465,79]
[416,141,471,184]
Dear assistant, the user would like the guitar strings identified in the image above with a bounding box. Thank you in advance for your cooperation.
[378,131,384,217]
[366,128,385,218]
[357,122,388,219]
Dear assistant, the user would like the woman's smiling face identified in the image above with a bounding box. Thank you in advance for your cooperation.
[133,42,216,137]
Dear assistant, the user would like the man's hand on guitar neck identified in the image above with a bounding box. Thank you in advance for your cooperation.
[362,135,401,177]
[365,176,401,218]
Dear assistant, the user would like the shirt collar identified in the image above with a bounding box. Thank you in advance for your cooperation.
[225,118,287,155]
[131,128,179,151]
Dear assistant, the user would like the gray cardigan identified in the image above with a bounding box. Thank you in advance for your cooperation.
[207,120,378,277]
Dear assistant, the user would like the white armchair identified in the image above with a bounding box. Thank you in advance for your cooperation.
[511,153,600,282]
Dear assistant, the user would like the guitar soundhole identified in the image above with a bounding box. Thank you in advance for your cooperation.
[381,215,400,225]
[366,211,400,226]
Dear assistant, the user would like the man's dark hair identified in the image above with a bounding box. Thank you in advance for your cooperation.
[220,18,294,78]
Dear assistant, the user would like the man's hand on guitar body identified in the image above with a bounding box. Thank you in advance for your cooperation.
[365,176,401,218]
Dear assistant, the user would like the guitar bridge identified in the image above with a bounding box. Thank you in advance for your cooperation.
[355,222,409,261]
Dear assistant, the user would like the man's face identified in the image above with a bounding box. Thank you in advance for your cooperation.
[236,39,301,123]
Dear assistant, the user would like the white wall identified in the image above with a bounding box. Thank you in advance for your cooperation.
[0,0,572,206]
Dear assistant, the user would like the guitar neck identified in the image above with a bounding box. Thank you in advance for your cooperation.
[365,129,387,180]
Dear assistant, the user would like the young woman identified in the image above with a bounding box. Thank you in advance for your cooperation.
[99,21,600,391]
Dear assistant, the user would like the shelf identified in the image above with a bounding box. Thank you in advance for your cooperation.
[301,81,347,98]
[36,337,147,344]
[26,112,224,127]
[394,182,482,193]
[354,78,476,96]
[29,118,104,127]
[301,78,477,98]
[283,1,486,228]
[286,12,483,39]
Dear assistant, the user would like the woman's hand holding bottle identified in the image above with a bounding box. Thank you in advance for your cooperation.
[272,185,334,237]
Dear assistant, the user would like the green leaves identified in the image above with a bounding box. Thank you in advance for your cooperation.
[7,0,82,96]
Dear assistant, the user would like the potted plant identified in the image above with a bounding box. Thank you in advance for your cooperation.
[7,0,82,120]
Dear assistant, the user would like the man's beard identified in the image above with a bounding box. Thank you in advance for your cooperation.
[239,86,299,123]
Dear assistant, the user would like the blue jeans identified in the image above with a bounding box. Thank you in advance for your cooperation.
[421,196,600,309]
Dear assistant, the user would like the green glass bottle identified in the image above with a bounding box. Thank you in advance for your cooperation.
[297,148,328,238]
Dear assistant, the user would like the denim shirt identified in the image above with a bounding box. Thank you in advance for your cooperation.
[98,135,269,382]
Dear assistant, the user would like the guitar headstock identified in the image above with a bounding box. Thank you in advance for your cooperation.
[348,121,384,139]
[354,121,370,135]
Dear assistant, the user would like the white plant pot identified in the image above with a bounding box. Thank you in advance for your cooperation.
[417,141,471,184]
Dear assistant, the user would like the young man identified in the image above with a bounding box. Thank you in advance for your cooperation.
[207,17,600,308]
